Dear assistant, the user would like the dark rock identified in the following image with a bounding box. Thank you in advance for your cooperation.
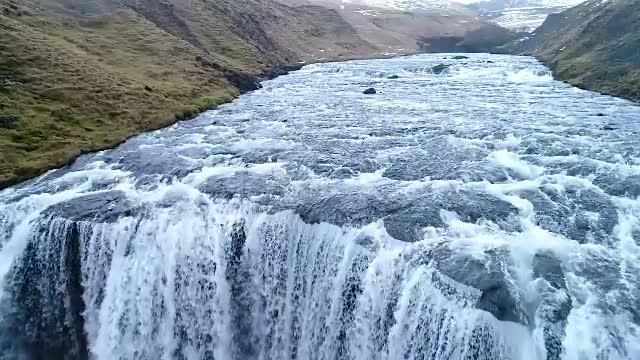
[383,190,518,243]
[431,64,451,75]
[292,191,395,228]
[594,172,640,198]
[363,87,377,95]
[387,74,400,79]
[199,172,285,201]
[418,24,517,53]
[195,55,224,71]
[49,191,138,223]
[415,245,529,325]
[418,36,464,53]
[523,186,618,245]
[0,75,13,88]
[261,63,304,80]
[224,70,263,93]
[330,167,356,179]
[354,233,376,249]
[533,251,566,290]
[144,85,153,92]
[452,55,470,60]
[0,115,18,129]
[532,251,573,324]
[477,285,526,323]
[383,206,442,242]
[342,159,379,173]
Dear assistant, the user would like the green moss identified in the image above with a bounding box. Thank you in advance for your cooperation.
[0,0,384,188]
[175,106,198,121]
[195,95,233,111]
[0,8,254,187]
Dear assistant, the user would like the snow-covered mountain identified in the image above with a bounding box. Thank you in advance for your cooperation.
[468,0,587,31]
[340,0,586,31]
[340,0,472,14]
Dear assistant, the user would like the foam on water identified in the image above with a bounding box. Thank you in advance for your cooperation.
[1,54,640,360]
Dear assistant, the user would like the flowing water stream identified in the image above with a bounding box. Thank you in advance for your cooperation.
[1,54,639,360]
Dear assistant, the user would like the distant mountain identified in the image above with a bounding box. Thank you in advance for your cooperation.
[279,0,516,53]
[340,0,473,14]
[471,0,584,12]
[504,0,640,101]
[470,0,586,31]
[329,0,589,32]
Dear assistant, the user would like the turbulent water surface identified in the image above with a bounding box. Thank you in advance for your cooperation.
[1,54,640,360]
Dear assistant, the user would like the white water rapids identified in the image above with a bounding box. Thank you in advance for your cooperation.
[1,54,640,360]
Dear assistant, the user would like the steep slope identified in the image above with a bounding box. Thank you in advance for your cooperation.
[0,0,376,188]
[505,0,640,101]
[280,0,517,54]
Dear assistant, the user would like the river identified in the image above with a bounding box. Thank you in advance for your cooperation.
[1,54,639,359]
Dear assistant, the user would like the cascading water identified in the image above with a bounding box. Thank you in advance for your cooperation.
[1,54,639,360]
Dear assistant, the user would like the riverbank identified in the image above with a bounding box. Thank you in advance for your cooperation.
[0,0,379,189]
[0,0,517,189]
[500,0,640,105]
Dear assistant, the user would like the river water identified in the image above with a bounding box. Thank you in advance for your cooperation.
[1,54,639,360]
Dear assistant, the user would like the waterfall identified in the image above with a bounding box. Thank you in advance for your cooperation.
[0,198,545,360]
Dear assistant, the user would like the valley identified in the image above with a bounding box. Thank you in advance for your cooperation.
[2,52,640,360]
[0,0,511,188]
[1,1,640,359]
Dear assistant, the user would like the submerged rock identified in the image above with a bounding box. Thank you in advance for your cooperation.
[49,191,138,223]
[452,55,470,60]
[261,64,305,79]
[414,245,530,325]
[532,251,572,323]
[199,172,286,200]
[363,87,377,95]
[431,64,451,75]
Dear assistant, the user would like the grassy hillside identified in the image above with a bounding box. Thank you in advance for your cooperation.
[503,0,640,102]
[0,0,376,188]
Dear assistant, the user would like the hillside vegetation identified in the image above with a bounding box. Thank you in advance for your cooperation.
[504,0,640,101]
[0,0,516,188]
[0,0,376,188]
